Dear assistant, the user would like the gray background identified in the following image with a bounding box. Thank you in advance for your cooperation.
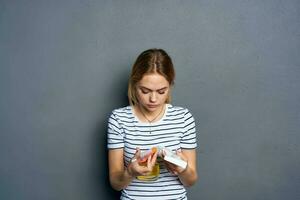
[1,0,299,199]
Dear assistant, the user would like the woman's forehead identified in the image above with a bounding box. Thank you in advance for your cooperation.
[138,73,169,89]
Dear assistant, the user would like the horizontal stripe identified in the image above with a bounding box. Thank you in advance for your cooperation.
[126,190,186,197]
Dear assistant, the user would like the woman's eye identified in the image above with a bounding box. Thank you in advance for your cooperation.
[158,91,166,94]
[141,90,149,94]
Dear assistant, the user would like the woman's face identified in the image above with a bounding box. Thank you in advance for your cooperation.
[136,73,170,113]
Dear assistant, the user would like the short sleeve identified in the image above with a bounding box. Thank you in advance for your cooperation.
[181,109,197,149]
[107,112,124,149]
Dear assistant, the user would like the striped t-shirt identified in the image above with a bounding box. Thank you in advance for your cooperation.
[107,104,197,200]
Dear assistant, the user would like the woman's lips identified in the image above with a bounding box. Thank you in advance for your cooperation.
[147,104,158,108]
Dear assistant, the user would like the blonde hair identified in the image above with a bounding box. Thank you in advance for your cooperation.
[128,49,175,105]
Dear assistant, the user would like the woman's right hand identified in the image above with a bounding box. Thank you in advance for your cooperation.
[127,148,158,177]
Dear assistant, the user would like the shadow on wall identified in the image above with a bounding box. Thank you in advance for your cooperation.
[90,66,130,199]
[89,109,123,198]
[92,121,121,199]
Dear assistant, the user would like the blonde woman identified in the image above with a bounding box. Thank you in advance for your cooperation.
[107,49,198,199]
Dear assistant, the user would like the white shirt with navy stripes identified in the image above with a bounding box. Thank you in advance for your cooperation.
[107,104,197,200]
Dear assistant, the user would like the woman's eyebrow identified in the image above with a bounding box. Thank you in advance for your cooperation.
[139,86,168,91]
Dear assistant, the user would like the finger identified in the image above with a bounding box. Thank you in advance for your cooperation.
[164,161,173,171]
[134,147,141,159]
[147,155,152,169]
[176,149,182,156]
[130,147,139,163]
[139,165,151,175]
[131,158,138,163]
[150,151,158,165]
[169,168,176,175]
[162,149,166,157]
[131,148,141,164]
[176,149,187,161]
[167,165,180,175]
[168,165,177,172]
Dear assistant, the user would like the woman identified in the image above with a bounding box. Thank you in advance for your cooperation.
[107,49,198,199]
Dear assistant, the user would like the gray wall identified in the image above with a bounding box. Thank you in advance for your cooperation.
[1,0,299,199]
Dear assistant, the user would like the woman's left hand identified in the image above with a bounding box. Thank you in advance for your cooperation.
[163,149,188,175]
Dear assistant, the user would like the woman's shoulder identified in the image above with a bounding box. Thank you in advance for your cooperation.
[167,104,195,124]
[110,105,131,114]
[109,105,133,119]
[167,104,191,114]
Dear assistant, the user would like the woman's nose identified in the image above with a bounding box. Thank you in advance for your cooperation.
[150,92,157,102]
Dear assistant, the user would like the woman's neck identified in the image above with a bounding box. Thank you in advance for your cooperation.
[134,104,165,123]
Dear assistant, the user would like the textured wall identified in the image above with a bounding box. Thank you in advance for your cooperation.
[1,0,299,199]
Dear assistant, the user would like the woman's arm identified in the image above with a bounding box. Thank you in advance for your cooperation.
[108,148,158,191]
[163,149,198,187]
[177,149,198,187]
[108,149,134,191]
